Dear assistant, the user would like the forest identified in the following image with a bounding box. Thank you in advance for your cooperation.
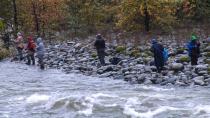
[0,0,210,40]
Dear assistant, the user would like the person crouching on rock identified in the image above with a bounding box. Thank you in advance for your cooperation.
[25,36,36,65]
[36,37,45,70]
[94,34,106,66]
[151,39,164,73]
[187,35,200,65]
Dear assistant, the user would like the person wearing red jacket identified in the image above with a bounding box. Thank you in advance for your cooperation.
[26,36,36,65]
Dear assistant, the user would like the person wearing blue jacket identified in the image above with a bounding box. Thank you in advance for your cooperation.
[36,37,45,69]
[151,39,164,73]
[187,35,200,65]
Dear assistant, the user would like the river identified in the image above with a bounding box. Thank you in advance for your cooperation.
[0,61,210,118]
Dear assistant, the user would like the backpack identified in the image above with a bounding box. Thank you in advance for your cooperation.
[29,40,36,50]
[163,48,169,62]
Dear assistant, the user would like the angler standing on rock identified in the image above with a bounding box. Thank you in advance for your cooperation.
[187,35,200,65]
[151,39,164,73]
[14,32,24,61]
[94,34,106,66]
[25,36,36,65]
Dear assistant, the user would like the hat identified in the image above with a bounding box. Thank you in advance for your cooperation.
[191,35,197,41]
[17,32,22,36]
[151,39,157,44]
[96,34,102,39]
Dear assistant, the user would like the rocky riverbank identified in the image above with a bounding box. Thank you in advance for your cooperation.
[44,37,210,87]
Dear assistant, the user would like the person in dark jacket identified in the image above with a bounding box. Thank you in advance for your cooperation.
[25,36,36,65]
[94,34,106,66]
[151,39,164,73]
[187,35,200,65]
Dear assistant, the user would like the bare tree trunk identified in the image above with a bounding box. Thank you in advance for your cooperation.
[12,0,18,36]
[41,0,46,37]
[32,1,40,36]
[144,0,150,32]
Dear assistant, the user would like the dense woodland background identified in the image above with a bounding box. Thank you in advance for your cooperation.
[0,0,210,42]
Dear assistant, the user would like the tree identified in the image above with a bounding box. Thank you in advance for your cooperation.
[117,0,177,32]
[16,0,65,36]
[12,0,18,35]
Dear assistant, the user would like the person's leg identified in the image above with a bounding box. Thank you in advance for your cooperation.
[99,55,105,66]
[97,50,105,66]
[26,53,31,65]
[195,57,198,65]
[191,56,197,65]
[157,66,161,73]
[39,56,44,70]
[31,52,35,65]
[17,48,23,61]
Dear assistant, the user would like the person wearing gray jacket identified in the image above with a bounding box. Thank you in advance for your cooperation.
[36,37,45,69]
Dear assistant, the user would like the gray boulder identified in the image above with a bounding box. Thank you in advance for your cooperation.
[97,65,120,74]
[204,46,210,52]
[193,76,205,86]
[170,63,184,71]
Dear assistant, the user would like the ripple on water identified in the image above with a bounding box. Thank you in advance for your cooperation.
[1,61,210,118]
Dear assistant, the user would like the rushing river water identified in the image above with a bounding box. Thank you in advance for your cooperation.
[1,61,210,118]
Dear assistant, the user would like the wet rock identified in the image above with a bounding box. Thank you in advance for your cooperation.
[166,76,177,84]
[175,81,187,86]
[144,66,152,73]
[197,71,208,76]
[170,63,184,71]
[74,43,82,49]
[97,65,120,74]
[150,66,157,72]
[124,75,135,82]
[193,76,205,86]
[67,41,75,46]
[99,72,116,78]
[130,78,138,84]
[113,75,124,80]
[144,79,153,85]
[195,65,208,75]
[136,74,146,84]
[204,46,210,52]
[109,57,122,65]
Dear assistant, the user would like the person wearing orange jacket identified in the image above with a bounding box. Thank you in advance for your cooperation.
[14,32,24,61]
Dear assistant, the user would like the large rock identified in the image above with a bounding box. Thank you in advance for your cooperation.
[170,63,184,71]
[195,64,208,75]
[193,76,205,86]
[195,64,208,71]
[74,43,82,49]
[124,75,136,82]
[136,74,147,84]
[204,46,210,52]
[166,76,177,84]
[97,65,120,74]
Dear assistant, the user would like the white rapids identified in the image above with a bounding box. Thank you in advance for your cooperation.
[0,61,210,118]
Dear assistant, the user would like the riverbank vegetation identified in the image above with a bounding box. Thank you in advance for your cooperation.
[0,0,210,40]
[0,42,10,60]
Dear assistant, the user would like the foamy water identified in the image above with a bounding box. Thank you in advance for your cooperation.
[0,61,210,118]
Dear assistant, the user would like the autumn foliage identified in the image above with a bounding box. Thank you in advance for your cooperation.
[0,0,210,37]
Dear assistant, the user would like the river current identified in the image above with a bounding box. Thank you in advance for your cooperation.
[0,61,210,118]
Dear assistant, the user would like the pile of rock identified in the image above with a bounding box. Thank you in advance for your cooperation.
[43,37,210,87]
